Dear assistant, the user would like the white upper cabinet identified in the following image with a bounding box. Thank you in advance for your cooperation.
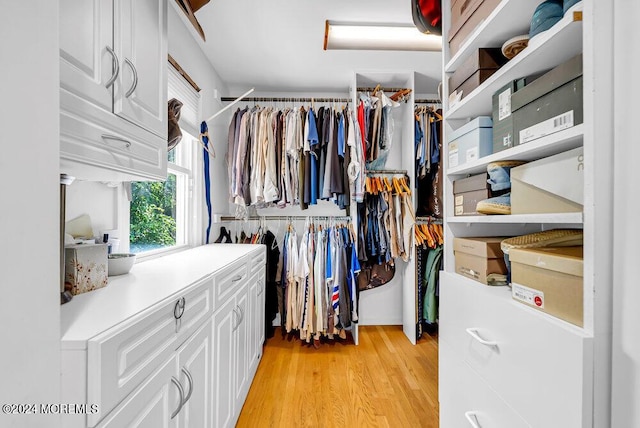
[59,0,167,182]
[114,0,167,138]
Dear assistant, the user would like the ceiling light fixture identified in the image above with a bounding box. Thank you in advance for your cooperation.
[324,20,442,51]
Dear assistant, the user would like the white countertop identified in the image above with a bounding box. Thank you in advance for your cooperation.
[60,244,263,349]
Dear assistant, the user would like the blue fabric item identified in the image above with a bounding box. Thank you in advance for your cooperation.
[481,192,511,208]
[563,0,581,13]
[430,119,440,165]
[326,229,333,280]
[529,0,563,39]
[308,109,319,205]
[486,162,518,192]
[337,113,345,157]
[201,121,212,244]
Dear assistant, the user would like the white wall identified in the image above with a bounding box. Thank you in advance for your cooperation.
[0,2,61,427]
[66,2,232,249]
[611,1,640,426]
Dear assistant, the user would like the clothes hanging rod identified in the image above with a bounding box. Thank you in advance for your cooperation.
[220,96,350,103]
[414,99,441,104]
[356,86,410,93]
[219,215,352,222]
[205,87,255,123]
[365,169,408,175]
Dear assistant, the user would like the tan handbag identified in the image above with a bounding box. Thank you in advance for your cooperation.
[168,98,183,151]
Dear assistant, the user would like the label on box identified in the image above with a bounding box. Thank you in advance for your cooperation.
[519,111,575,144]
[449,145,459,168]
[512,283,545,308]
[455,195,464,206]
[498,88,512,121]
[455,205,464,215]
[502,133,512,147]
[466,147,479,163]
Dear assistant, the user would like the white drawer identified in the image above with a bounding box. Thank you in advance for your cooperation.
[176,276,214,346]
[249,247,266,277]
[440,341,530,428]
[440,271,593,427]
[213,258,249,310]
[86,277,212,426]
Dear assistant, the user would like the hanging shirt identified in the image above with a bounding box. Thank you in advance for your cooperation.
[307,108,319,205]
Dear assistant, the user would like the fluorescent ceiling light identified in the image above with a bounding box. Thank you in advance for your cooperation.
[324,21,442,51]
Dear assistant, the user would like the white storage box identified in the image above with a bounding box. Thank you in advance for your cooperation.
[511,147,584,214]
[447,116,493,168]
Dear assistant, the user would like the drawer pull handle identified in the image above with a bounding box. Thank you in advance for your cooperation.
[174,297,186,320]
[232,307,240,331]
[232,275,243,282]
[104,45,119,89]
[464,411,481,428]
[238,305,244,324]
[123,57,138,98]
[466,328,497,347]
[181,367,194,404]
[101,134,131,148]
[170,376,184,419]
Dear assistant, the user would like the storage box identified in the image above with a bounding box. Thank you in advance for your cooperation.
[64,243,108,295]
[453,173,490,216]
[449,48,507,96]
[511,147,583,214]
[512,54,583,146]
[510,246,583,326]
[454,237,508,285]
[491,74,543,154]
[447,116,493,168]
[448,0,501,57]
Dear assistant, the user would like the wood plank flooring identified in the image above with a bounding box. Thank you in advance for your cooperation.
[237,325,439,428]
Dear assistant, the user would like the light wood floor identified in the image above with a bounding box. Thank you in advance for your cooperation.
[237,325,439,428]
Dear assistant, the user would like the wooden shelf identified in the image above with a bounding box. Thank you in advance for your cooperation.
[447,212,583,224]
[446,4,583,120]
[447,124,584,176]
[445,0,541,73]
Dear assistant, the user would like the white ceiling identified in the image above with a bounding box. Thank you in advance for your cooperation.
[191,0,443,94]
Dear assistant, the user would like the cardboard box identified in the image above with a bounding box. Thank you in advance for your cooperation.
[454,237,508,285]
[491,74,543,154]
[64,243,108,295]
[453,173,490,216]
[512,54,583,146]
[447,116,493,168]
[449,48,507,96]
[510,246,583,327]
[448,0,501,57]
[511,147,583,214]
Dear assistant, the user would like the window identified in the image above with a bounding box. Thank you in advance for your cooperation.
[129,63,201,255]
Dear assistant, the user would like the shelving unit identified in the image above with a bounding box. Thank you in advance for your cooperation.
[447,4,583,121]
[438,0,612,426]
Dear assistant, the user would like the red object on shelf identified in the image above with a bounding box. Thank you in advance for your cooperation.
[412,0,442,35]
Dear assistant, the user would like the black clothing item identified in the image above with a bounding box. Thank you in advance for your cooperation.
[263,230,280,339]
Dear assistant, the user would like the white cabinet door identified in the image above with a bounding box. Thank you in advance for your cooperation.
[212,296,236,428]
[114,0,167,138]
[177,319,212,428]
[97,355,179,428]
[59,0,113,112]
[234,289,251,406]
[248,274,265,375]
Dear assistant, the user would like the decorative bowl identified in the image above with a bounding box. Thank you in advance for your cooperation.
[108,253,136,276]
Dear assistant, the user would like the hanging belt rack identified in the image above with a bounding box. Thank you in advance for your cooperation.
[219,215,352,222]
[365,169,408,175]
[220,96,350,103]
[415,216,443,225]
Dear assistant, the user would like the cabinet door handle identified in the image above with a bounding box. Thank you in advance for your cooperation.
[464,411,481,428]
[232,307,239,331]
[181,367,194,405]
[124,57,138,98]
[239,305,244,324]
[170,376,184,419]
[104,46,119,89]
[466,328,498,347]
[231,275,243,282]
[101,134,131,148]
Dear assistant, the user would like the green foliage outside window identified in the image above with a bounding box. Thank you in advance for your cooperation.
[130,174,177,252]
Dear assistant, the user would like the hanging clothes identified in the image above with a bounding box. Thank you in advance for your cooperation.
[415,106,443,218]
[356,90,400,171]
[226,103,362,217]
